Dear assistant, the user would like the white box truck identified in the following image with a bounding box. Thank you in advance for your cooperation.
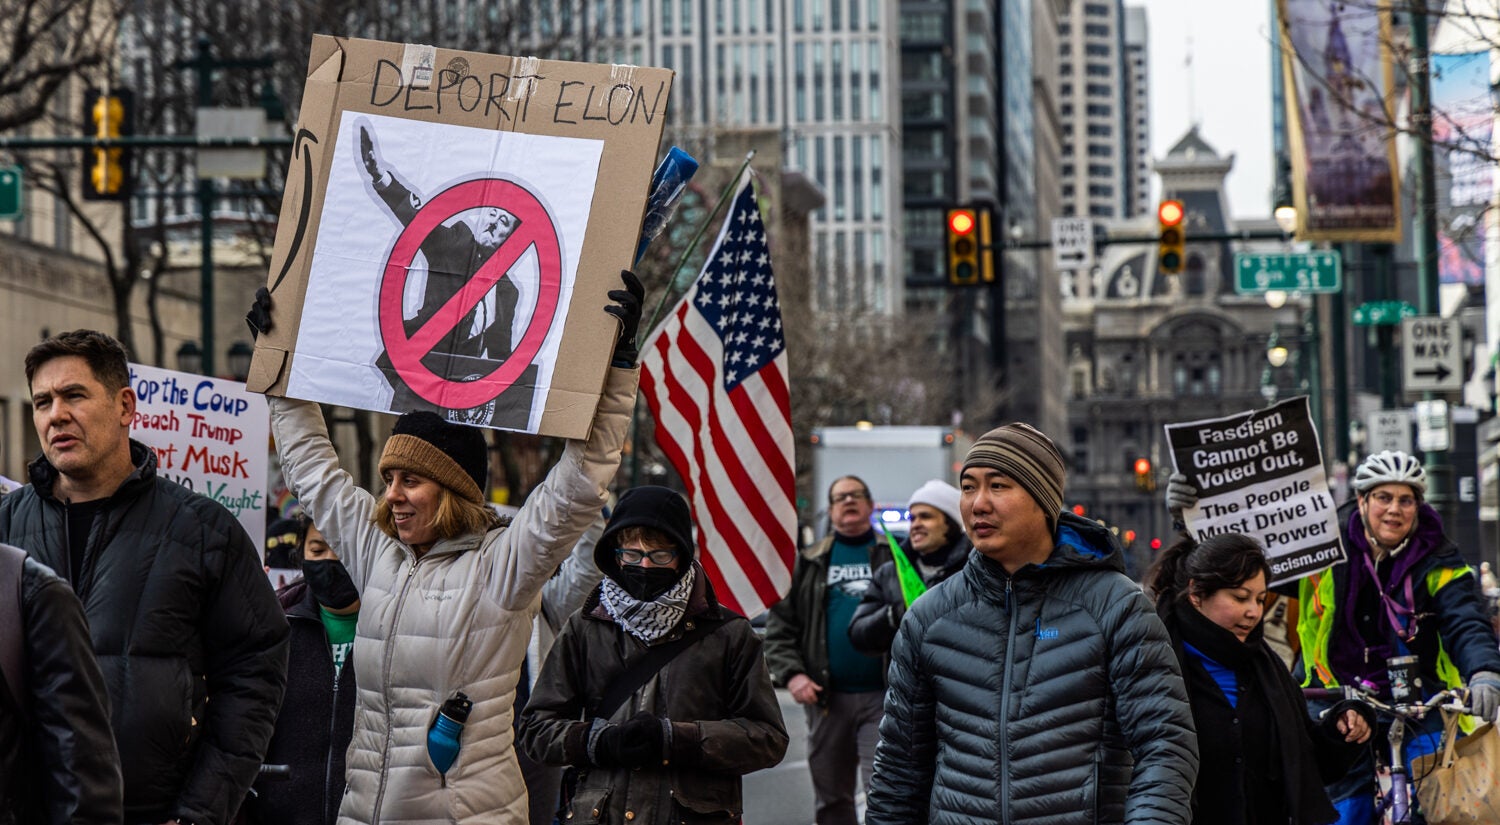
[808,425,972,539]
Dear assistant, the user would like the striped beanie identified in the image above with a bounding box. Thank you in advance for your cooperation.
[962,423,1067,525]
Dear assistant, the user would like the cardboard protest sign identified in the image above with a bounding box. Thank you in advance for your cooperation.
[247,36,674,437]
[1164,397,1344,586]
[129,363,270,554]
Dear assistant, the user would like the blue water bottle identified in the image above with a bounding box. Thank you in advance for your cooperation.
[634,146,701,265]
[427,691,472,776]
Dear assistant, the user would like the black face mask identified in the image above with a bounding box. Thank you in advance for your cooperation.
[615,565,682,602]
[302,559,360,610]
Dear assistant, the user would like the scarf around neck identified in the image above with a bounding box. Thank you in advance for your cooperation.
[600,566,696,643]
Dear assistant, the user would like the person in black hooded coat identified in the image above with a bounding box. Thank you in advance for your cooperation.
[243,517,359,825]
[1147,532,1374,825]
[519,486,787,825]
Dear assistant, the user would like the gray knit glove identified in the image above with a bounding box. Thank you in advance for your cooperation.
[1166,472,1198,524]
[1470,671,1500,721]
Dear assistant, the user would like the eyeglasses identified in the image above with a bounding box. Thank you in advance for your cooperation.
[616,547,679,565]
[1370,491,1418,509]
[830,491,869,505]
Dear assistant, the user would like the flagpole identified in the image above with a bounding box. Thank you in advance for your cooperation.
[642,150,757,337]
[630,150,756,488]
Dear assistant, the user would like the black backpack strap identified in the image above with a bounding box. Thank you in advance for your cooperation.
[0,542,27,714]
[590,620,716,720]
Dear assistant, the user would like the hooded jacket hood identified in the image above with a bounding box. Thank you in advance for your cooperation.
[594,486,696,579]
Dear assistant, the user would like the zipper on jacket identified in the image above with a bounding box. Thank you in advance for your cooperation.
[371,554,422,821]
[325,624,341,823]
[999,575,1015,825]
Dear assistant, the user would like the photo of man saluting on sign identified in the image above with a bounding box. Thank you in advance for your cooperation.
[282,109,604,434]
[358,119,537,428]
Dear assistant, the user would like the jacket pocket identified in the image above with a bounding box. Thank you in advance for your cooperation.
[566,786,612,824]
[670,776,741,819]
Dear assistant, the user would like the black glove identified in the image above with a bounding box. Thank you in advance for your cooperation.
[606,269,645,367]
[592,711,664,769]
[246,286,273,340]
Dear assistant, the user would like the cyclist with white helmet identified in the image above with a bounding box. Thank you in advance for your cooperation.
[1169,449,1500,825]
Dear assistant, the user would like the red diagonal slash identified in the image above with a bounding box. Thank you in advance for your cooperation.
[379,178,562,411]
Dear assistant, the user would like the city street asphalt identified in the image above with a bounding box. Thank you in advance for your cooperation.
[743,688,867,825]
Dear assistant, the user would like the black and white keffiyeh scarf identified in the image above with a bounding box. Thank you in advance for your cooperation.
[600,567,696,643]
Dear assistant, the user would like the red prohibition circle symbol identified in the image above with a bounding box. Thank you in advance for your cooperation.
[379,178,562,411]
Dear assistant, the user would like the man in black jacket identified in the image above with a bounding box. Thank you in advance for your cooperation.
[0,330,289,825]
[0,544,121,824]
[764,475,891,825]
[848,480,969,658]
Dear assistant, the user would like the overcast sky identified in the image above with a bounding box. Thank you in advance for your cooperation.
[1141,0,1276,220]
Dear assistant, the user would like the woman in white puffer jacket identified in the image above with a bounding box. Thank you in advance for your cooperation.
[255,273,641,824]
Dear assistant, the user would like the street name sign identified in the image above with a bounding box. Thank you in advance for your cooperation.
[1051,217,1094,271]
[1401,316,1464,393]
[1233,250,1342,294]
[0,166,20,221]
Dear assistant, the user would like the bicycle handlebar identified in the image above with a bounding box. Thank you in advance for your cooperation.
[1302,685,1472,717]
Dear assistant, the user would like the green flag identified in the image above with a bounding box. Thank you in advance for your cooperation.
[882,526,927,608]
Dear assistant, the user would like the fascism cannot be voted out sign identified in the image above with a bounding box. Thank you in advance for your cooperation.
[247,36,675,438]
[1164,397,1343,586]
[129,363,270,553]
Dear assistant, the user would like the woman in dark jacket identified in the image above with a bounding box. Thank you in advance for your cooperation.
[244,517,359,825]
[519,486,788,825]
[1147,533,1373,825]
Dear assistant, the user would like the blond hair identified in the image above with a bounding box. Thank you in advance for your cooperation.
[373,484,502,545]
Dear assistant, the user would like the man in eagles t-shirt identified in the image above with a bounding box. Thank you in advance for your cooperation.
[246,520,362,825]
[765,476,892,825]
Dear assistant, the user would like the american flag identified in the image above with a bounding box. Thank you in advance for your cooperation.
[640,172,796,617]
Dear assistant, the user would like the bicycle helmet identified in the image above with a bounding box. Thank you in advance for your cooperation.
[1353,450,1427,497]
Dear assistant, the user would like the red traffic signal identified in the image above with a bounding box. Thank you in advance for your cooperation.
[947,207,980,285]
[1134,458,1156,493]
[1150,537,1163,551]
[1157,199,1185,275]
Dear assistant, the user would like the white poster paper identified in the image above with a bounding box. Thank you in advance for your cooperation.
[287,110,604,433]
[129,363,270,554]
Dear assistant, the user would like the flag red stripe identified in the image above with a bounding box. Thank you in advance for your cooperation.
[673,326,797,557]
[650,331,783,609]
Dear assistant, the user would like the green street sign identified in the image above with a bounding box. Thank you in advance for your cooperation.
[0,166,20,221]
[1233,250,1342,294]
[1352,300,1418,326]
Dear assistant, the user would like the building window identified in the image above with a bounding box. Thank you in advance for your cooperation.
[814,42,825,120]
[831,42,844,120]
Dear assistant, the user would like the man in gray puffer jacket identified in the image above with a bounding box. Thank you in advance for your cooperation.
[866,423,1198,825]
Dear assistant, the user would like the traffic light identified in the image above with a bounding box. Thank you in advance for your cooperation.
[947,207,980,286]
[1157,199,1185,275]
[1123,529,1137,545]
[1134,457,1156,493]
[1150,537,1163,551]
[83,89,132,201]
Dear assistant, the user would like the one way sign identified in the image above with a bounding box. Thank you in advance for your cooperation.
[1401,316,1464,393]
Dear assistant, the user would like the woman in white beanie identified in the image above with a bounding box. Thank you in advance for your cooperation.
[848,479,971,658]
